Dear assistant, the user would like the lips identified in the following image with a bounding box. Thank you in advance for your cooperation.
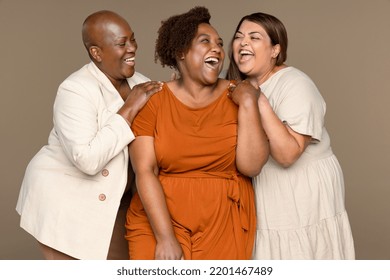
[204,56,221,70]
[124,56,135,65]
[205,56,219,64]
[238,49,254,63]
[239,49,254,56]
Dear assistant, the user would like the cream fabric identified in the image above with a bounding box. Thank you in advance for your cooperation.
[253,67,355,259]
[16,62,149,259]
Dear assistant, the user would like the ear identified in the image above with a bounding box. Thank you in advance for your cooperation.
[89,46,102,62]
[272,44,281,59]
[177,51,185,60]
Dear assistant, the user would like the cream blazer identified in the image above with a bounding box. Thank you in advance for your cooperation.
[16,62,149,259]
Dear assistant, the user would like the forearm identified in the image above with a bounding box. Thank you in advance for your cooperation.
[236,100,269,177]
[54,86,133,175]
[136,172,176,242]
[117,106,138,126]
[61,114,134,175]
[129,136,182,259]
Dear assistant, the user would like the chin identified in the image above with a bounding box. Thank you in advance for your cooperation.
[124,70,135,78]
[205,76,219,85]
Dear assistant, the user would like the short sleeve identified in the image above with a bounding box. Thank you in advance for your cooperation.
[276,73,326,141]
[131,95,158,137]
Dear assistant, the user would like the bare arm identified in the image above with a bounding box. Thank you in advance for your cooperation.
[258,93,311,168]
[229,81,270,177]
[129,136,183,260]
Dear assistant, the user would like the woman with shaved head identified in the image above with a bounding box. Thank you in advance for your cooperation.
[16,10,162,260]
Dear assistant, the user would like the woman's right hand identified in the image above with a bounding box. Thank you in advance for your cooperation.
[155,237,184,260]
[227,80,260,106]
[118,81,163,126]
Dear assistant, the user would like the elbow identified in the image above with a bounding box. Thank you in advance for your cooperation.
[279,161,294,169]
[71,153,104,176]
[238,156,269,177]
[239,165,264,177]
[75,162,102,176]
[68,146,111,176]
[274,155,299,168]
[244,168,263,178]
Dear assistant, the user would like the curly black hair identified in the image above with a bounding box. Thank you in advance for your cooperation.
[155,6,211,70]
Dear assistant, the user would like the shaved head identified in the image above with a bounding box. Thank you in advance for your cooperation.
[82,10,131,57]
[80,10,138,84]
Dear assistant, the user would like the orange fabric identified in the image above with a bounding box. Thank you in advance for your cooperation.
[125,83,256,260]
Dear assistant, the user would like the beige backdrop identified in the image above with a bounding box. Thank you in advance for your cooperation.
[1,0,389,260]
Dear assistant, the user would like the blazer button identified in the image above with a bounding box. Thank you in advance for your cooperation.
[99,194,106,201]
[101,169,109,177]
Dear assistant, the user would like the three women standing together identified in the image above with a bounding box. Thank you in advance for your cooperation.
[17,6,354,260]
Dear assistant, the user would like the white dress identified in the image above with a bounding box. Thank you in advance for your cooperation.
[253,67,355,259]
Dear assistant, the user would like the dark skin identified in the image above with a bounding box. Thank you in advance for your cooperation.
[130,23,269,260]
[82,10,162,125]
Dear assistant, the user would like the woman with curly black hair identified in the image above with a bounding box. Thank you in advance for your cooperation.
[125,6,269,260]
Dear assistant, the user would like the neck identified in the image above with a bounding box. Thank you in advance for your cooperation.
[256,64,286,87]
[257,65,276,86]
[170,77,222,109]
[177,77,218,99]
[116,80,130,101]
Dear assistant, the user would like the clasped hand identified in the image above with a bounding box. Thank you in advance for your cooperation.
[227,80,261,106]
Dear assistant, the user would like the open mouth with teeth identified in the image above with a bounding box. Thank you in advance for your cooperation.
[204,57,220,67]
[239,50,253,57]
[124,57,135,63]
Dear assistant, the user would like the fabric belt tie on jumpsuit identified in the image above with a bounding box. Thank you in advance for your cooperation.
[159,170,249,259]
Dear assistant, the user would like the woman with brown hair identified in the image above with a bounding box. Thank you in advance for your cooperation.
[227,12,355,259]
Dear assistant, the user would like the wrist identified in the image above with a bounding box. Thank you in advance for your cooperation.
[118,107,136,126]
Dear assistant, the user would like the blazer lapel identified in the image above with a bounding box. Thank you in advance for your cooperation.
[87,62,124,114]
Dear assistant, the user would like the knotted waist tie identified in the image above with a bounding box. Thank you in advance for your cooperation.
[159,170,250,258]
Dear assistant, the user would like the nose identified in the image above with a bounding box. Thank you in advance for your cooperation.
[211,42,223,53]
[240,39,249,47]
[126,40,137,52]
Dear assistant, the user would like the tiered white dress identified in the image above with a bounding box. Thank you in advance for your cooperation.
[253,67,355,259]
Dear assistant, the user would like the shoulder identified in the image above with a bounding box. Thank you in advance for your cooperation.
[151,82,170,101]
[59,63,99,90]
[133,82,169,113]
[278,67,321,96]
[280,68,322,101]
[217,78,231,91]
[277,67,313,84]
[284,68,326,114]
[55,64,104,106]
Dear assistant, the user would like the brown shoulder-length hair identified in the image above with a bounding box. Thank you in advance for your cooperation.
[226,12,288,81]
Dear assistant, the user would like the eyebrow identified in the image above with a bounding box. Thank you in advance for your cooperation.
[113,33,135,41]
[236,30,263,36]
[197,33,223,42]
[116,31,135,39]
[198,33,222,39]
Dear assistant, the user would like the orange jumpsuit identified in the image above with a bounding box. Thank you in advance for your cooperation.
[125,83,256,260]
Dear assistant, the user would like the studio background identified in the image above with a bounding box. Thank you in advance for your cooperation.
[1,0,389,259]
